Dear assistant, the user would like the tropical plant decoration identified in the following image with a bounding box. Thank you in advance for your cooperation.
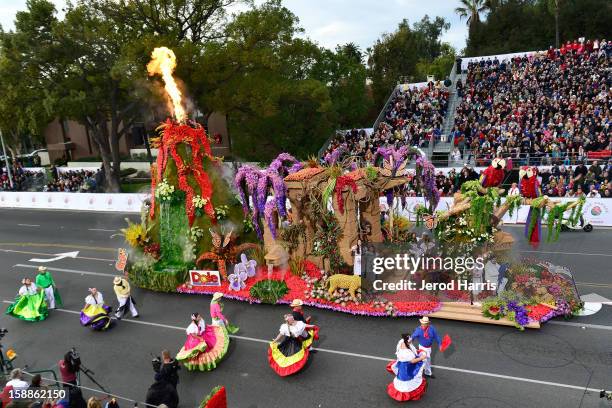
[249,279,289,304]
[149,120,216,226]
[195,228,258,280]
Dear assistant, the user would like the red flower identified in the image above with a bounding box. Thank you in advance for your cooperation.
[334,176,358,214]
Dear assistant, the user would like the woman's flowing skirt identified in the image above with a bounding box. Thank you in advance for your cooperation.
[5,293,48,322]
[268,327,318,376]
[211,317,239,334]
[385,361,427,402]
[177,326,229,371]
[80,304,112,331]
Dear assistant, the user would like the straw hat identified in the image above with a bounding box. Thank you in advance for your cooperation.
[419,316,430,325]
[290,299,303,307]
[37,266,47,272]
[113,276,123,285]
[212,292,224,301]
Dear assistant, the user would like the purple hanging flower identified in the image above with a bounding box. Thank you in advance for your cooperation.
[269,172,288,217]
[269,152,302,177]
[385,189,394,206]
[264,199,278,239]
[256,175,269,214]
[416,157,440,210]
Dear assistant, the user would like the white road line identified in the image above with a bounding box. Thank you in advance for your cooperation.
[13,264,115,277]
[17,224,40,227]
[0,249,113,262]
[88,228,117,232]
[547,320,612,331]
[521,250,612,257]
[1,300,602,394]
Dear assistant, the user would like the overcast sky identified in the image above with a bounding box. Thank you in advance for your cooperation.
[1,0,468,53]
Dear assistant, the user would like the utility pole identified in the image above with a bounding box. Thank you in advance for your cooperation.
[0,130,14,189]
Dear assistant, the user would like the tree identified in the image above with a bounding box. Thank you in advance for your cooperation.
[455,0,490,29]
[464,0,611,56]
[0,0,56,153]
[188,0,336,161]
[368,16,451,108]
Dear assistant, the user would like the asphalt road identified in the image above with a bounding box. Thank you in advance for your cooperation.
[0,209,611,408]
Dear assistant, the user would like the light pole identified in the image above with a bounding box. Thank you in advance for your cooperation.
[0,130,14,189]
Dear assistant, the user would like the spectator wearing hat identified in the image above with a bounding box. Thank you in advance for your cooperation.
[113,276,139,319]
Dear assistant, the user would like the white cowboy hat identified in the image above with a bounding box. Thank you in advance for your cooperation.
[290,299,303,307]
[419,316,430,325]
[212,292,224,301]
[113,276,123,285]
[37,266,47,272]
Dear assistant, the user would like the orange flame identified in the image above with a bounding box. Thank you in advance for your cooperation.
[147,47,187,122]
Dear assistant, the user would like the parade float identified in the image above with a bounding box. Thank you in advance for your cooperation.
[124,47,584,330]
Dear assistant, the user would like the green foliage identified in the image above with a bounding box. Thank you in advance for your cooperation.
[249,279,289,304]
[288,256,305,277]
[159,200,190,265]
[368,15,451,107]
[279,223,306,254]
[464,0,612,56]
[128,259,188,292]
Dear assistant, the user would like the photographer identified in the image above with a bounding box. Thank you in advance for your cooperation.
[145,374,178,408]
[153,350,179,389]
[59,352,78,387]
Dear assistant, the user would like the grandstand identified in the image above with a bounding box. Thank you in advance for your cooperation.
[321,38,611,175]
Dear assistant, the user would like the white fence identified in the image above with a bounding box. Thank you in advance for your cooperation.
[382,197,612,227]
[1,191,610,226]
[0,192,148,213]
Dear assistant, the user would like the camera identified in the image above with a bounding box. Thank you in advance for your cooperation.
[0,328,7,339]
[601,390,612,400]
[68,347,82,372]
[152,356,162,373]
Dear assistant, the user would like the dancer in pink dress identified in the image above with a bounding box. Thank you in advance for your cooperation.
[176,312,229,371]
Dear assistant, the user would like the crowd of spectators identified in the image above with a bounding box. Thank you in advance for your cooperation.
[322,81,449,163]
[42,168,101,193]
[451,38,611,168]
[0,162,44,192]
[539,161,612,198]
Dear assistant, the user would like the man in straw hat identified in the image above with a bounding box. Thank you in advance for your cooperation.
[410,316,442,378]
[113,276,139,319]
[35,266,61,309]
[290,299,310,323]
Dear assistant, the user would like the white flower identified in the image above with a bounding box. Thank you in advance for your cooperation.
[155,179,175,201]
[192,195,209,209]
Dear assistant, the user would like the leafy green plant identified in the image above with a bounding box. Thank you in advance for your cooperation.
[289,256,305,276]
[249,280,289,304]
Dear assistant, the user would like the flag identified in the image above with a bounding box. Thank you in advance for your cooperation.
[439,334,452,352]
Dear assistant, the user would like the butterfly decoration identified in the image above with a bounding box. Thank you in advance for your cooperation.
[228,265,248,291]
[236,253,257,278]
[380,156,409,178]
[424,215,438,230]
[210,228,233,249]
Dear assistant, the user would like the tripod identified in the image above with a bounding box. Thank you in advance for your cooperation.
[77,362,109,394]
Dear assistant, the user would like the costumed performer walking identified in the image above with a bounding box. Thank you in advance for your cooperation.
[410,316,451,378]
[386,333,428,402]
[80,288,112,331]
[210,292,238,334]
[268,313,318,376]
[36,266,62,309]
[5,277,48,321]
[176,312,229,371]
[290,299,311,323]
[113,276,139,319]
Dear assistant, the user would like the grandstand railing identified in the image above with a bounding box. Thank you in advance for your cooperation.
[371,85,400,135]
[454,148,610,168]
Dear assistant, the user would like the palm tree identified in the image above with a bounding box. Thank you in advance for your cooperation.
[455,0,489,30]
